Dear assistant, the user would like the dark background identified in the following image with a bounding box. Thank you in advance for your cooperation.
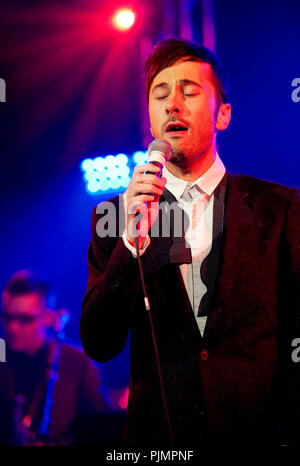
[0,0,299,390]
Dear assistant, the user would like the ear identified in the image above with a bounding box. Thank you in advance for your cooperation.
[215,103,231,131]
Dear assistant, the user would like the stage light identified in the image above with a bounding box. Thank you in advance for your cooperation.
[120,175,131,188]
[87,180,101,193]
[80,158,94,172]
[81,149,150,194]
[113,9,135,31]
[93,157,105,170]
[133,150,148,166]
[115,153,128,166]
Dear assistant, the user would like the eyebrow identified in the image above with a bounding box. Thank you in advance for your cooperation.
[151,79,202,94]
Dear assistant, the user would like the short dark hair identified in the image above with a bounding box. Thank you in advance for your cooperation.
[2,270,55,308]
[145,38,228,106]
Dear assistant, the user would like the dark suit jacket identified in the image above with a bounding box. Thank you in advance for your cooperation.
[80,172,300,447]
[0,342,107,445]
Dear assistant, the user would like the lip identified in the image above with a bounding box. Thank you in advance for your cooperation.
[165,121,189,133]
[165,130,188,138]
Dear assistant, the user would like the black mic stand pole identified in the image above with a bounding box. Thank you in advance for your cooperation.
[135,234,175,447]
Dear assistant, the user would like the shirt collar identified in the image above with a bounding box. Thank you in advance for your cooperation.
[162,153,226,200]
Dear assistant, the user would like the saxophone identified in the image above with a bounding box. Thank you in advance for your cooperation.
[12,308,70,446]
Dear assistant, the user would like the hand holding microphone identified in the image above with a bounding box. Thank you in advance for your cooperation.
[124,139,172,249]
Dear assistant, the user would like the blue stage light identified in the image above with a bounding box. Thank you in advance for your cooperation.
[120,176,131,188]
[87,180,101,193]
[93,157,105,170]
[105,155,115,166]
[133,150,148,166]
[81,150,148,194]
[109,178,121,190]
[118,166,130,177]
[99,179,110,191]
[115,154,128,166]
[80,158,94,172]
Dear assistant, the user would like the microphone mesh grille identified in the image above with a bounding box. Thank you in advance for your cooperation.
[148,139,173,161]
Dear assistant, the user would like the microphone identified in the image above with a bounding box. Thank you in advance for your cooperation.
[134,139,172,227]
[147,139,173,176]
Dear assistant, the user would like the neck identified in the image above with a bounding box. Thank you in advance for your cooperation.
[166,147,217,182]
[22,336,47,357]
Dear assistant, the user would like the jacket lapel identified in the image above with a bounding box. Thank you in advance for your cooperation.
[203,172,254,339]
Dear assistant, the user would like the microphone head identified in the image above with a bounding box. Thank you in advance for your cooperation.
[148,139,173,162]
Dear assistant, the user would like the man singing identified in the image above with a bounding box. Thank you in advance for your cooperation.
[80,39,300,448]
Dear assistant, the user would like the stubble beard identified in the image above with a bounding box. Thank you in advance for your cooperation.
[168,140,196,169]
[170,147,187,167]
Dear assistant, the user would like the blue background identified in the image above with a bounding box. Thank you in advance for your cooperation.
[0,0,299,390]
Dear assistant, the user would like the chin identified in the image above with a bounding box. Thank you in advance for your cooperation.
[171,143,188,159]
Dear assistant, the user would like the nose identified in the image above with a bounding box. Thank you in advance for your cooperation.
[7,320,21,334]
[165,91,183,115]
[166,102,179,114]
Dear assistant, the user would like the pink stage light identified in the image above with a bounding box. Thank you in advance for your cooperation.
[113,8,135,31]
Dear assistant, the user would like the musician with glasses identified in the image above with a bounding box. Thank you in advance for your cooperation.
[0,269,108,445]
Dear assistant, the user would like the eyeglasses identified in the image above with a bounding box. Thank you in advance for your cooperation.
[0,313,39,325]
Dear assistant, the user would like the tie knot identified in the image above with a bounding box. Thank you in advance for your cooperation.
[181,183,204,202]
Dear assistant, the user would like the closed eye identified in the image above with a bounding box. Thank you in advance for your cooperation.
[183,85,201,97]
[183,89,200,97]
[155,93,169,100]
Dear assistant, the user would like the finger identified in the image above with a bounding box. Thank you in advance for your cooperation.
[128,194,156,214]
[135,183,164,196]
[136,173,166,187]
[133,163,161,175]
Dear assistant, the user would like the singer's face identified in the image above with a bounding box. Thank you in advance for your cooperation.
[148,60,222,167]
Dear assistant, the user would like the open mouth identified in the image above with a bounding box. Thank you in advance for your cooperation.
[165,122,188,133]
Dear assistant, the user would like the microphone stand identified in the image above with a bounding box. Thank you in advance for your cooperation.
[135,235,175,446]
[133,140,174,445]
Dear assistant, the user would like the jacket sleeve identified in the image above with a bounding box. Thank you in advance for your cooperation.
[78,354,111,413]
[80,202,140,363]
[277,187,300,444]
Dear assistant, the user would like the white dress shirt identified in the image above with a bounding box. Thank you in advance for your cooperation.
[122,154,226,337]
